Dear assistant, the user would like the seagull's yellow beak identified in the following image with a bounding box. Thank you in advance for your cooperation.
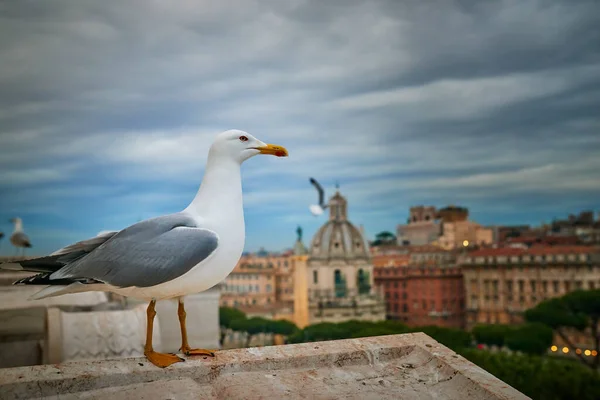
[254,144,289,157]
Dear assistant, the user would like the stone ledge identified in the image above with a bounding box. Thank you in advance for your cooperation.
[0,333,529,400]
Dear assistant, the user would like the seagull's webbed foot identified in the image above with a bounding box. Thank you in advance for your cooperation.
[180,345,215,357]
[144,350,185,368]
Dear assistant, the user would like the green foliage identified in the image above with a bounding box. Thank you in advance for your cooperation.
[471,323,554,355]
[372,231,397,246]
[267,319,299,336]
[288,322,348,343]
[219,307,246,329]
[460,349,600,400]
[472,324,514,347]
[409,326,471,351]
[504,323,554,356]
[561,289,600,321]
[525,289,600,369]
[288,320,410,344]
[230,317,270,335]
[525,298,587,331]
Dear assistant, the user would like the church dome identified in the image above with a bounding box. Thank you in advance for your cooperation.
[309,191,371,262]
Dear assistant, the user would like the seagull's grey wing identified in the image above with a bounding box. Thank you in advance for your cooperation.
[50,213,219,288]
[309,177,325,207]
[11,232,31,247]
[51,230,119,257]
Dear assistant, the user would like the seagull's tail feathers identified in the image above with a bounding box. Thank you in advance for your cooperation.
[0,230,118,274]
[29,283,90,300]
[309,204,324,216]
[0,254,73,273]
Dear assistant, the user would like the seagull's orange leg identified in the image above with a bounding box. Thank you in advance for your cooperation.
[144,299,185,368]
[178,298,215,357]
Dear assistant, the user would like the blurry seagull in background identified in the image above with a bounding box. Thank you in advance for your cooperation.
[309,177,329,216]
[0,130,288,368]
[9,217,32,257]
[0,231,5,251]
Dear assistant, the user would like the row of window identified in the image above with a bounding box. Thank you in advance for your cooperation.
[228,273,272,281]
[376,267,460,276]
[221,297,273,307]
[385,298,464,313]
[469,253,590,264]
[222,284,272,293]
[473,279,597,295]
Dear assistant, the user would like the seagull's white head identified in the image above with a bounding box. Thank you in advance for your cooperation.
[209,130,288,164]
[9,217,21,225]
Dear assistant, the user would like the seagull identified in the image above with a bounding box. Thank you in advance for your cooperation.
[9,217,32,257]
[309,177,328,216]
[0,130,288,368]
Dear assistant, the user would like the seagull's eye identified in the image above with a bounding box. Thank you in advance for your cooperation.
[239,136,248,142]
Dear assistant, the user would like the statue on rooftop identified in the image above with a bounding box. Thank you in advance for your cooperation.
[296,225,303,241]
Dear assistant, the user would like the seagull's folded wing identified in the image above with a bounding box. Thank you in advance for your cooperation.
[50,213,219,288]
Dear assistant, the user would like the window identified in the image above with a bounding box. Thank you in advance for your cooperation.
[266,284,272,292]
[313,270,318,284]
[553,281,559,293]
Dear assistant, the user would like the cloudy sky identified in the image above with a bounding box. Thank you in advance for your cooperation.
[0,1,599,255]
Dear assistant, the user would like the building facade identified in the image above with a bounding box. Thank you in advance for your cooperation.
[460,245,600,349]
[396,205,493,250]
[303,190,386,324]
[373,246,465,329]
[220,252,292,309]
[396,206,441,246]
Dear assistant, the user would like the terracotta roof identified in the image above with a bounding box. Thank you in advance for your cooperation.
[406,244,449,254]
[505,235,580,245]
[467,245,597,257]
[372,254,410,267]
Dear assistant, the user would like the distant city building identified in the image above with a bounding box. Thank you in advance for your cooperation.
[550,210,600,245]
[396,205,493,250]
[373,245,465,329]
[297,190,385,324]
[490,225,532,245]
[396,206,441,246]
[437,205,469,223]
[435,220,493,250]
[459,245,600,349]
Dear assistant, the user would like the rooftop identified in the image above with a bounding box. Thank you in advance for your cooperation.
[467,245,597,257]
[0,333,527,399]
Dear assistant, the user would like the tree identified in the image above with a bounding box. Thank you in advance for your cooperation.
[472,324,514,348]
[230,317,271,347]
[410,326,472,351]
[504,323,554,356]
[218,307,246,346]
[525,289,600,369]
[371,231,397,246]
[267,319,299,344]
[460,349,600,400]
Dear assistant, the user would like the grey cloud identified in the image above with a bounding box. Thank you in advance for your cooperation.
[0,0,599,238]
